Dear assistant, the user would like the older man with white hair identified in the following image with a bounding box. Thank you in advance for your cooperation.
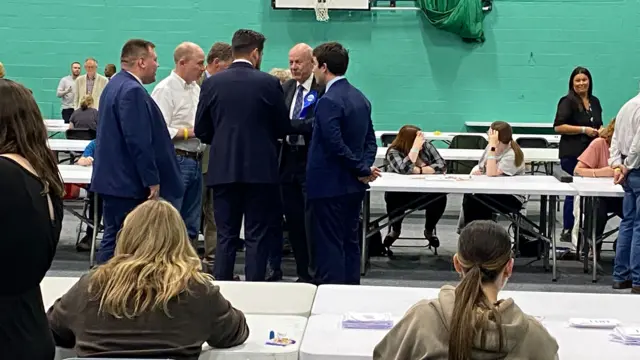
[268,43,325,282]
[151,42,206,247]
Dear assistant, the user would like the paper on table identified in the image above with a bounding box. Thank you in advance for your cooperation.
[569,318,620,329]
[610,326,640,346]
[408,175,472,181]
[342,312,394,330]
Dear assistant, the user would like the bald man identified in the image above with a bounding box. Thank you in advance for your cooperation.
[269,43,325,282]
[151,42,206,246]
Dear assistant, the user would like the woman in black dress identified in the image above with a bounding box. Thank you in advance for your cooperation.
[0,79,65,360]
[553,66,603,242]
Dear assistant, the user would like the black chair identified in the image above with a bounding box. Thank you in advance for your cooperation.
[380,133,396,146]
[516,137,551,174]
[447,135,488,174]
[66,128,96,140]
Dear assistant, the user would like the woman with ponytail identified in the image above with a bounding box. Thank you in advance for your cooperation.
[69,95,98,131]
[373,221,558,360]
[461,121,526,226]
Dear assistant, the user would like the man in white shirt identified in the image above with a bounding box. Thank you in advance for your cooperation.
[609,92,640,292]
[151,42,206,246]
[56,62,81,123]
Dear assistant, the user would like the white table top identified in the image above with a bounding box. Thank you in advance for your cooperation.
[571,177,624,197]
[58,164,92,184]
[299,314,393,360]
[312,285,640,322]
[466,121,554,129]
[200,315,306,360]
[376,147,559,162]
[544,321,640,360]
[368,173,577,196]
[45,119,69,133]
[375,131,560,144]
[49,139,91,152]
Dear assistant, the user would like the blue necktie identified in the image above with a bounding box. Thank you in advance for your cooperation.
[290,85,305,144]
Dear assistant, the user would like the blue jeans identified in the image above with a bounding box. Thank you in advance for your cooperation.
[560,156,579,230]
[173,156,203,241]
[614,169,640,285]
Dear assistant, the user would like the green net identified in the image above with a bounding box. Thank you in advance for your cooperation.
[417,0,488,43]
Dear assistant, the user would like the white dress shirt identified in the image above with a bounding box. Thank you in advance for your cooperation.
[609,93,640,169]
[151,71,201,152]
[325,75,345,93]
[289,75,314,119]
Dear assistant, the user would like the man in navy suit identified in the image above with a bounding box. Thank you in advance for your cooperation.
[195,29,290,281]
[91,39,183,264]
[306,42,380,285]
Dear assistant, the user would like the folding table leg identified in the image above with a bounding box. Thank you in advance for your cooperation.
[592,198,598,283]
[360,192,371,276]
[89,192,99,268]
[549,196,558,281]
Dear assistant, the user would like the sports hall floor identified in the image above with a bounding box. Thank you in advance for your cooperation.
[49,190,621,294]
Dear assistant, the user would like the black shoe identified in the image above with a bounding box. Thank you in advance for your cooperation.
[425,230,440,255]
[76,234,92,252]
[266,269,283,282]
[560,230,572,243]
[382,234,396,258]
[613,280,632,290]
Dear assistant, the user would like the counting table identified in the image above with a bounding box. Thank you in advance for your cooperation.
[375,130,560,146]
[364,174,577,281]
[48,139,91,152]
[375,147,559,163]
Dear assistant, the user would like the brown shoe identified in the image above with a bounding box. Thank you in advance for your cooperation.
[613,280,632,290]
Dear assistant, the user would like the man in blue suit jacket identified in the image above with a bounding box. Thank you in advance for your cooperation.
[195,29,290,281]
[306,42,380,285]
[91,39,183,264]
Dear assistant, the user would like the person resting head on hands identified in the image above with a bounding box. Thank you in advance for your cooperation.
[471,121,525,177]
[373,220,559,360]
[47,199,249,359]
[384,125,446,175]
[574,118,616,178]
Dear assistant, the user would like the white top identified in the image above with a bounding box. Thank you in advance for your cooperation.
[56,75,76,110]
[368,173,577,196]
[151,71,202,152]
[289,74,314,119]
[376,147,559,162]
[609,93,640,169]
[48,139,90,152]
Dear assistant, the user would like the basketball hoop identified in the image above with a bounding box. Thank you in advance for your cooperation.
[314,0,330,22]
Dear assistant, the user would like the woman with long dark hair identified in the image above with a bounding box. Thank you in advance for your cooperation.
[0,79,65,360]
[382,125,448,255]
[554,66,603,242]
[373,221,559,360]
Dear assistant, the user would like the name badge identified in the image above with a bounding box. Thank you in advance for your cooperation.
[298,90,318,119]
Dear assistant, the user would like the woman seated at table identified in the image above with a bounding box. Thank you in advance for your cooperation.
[73,140,102,252]
[47,199,249,359]
[373,220,559,360]
[461,121,526,227]
[69,95,98,131]
[573,118,622,256]
[383,125,448,254]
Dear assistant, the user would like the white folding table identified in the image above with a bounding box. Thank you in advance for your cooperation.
[465,121,554,129]
[376,147,559,163]
[45,119,69,135]
[570,177,624,282]
[48,139,91,152]
[58,165,100,266]
[363,174,578,281]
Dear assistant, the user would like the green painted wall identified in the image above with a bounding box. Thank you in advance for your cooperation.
[1,0,638,131]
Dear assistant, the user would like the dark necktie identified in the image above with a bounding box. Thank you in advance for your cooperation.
[290,85,305,144]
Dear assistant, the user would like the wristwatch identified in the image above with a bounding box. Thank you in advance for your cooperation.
[490,147,496,152]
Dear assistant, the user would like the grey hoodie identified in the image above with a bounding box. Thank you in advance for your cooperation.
[373,285,559,360]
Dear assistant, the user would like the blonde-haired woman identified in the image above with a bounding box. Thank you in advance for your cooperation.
[0,62,5,78]
[269,67,292,84]
[68,94,98,131]
[47,199,249,359]
[373,221,559,360]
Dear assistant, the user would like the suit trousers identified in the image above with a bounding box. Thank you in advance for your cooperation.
[308,192,365,285]
[281,180,312,281]
[212,183,282,281]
